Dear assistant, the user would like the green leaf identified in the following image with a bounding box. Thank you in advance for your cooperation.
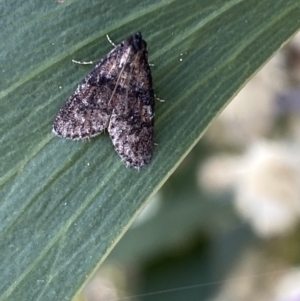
[1,0,299,300]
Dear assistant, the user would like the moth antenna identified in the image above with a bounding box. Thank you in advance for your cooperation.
[72,34,116,65]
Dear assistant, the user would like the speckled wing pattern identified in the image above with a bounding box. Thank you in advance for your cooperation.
[53,32,155,169]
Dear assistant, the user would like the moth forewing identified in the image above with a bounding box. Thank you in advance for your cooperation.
[53,32,155,169]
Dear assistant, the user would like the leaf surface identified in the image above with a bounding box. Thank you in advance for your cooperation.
[1,0,300,300]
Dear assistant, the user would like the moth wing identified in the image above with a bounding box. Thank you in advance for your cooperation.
[108,62,155,169]
[53,45,124,140]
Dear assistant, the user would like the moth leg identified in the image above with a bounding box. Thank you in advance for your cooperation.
[155,94,165,102]
[106,34,116,47]
[71,59,95,65]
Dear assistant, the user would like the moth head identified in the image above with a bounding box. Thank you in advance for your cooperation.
[125,32,147,52]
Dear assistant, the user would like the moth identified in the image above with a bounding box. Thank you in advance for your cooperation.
[53,32,155,169]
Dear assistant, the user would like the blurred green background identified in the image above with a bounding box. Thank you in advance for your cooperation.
[78,34,300,301]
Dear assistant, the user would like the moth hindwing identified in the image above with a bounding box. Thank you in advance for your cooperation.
[53,32,155,169]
